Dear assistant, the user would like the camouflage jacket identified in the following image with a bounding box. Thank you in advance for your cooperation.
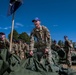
[29,25,51,51]
[0,39,9,49]
[51,43,60,51]
[12,43,18,51]
[64,40,73,48]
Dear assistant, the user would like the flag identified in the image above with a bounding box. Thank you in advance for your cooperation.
[7,0,23,16]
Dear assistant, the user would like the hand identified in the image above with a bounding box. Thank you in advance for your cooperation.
[45,48,48,54]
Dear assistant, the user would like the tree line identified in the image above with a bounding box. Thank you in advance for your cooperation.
[8,29,76,49]
[8,29,30,43]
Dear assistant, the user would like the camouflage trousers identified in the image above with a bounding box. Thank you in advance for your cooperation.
[36,48,53,64]
[65,47,72,67]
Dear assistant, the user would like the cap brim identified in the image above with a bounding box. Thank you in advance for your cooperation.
[32,20,40,22]
[32,20,35,22]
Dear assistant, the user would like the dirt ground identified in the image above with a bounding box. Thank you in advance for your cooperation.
[62,64,76,70]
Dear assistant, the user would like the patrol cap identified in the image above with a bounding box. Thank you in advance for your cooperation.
[0,32,5,35]
[12,39,16,42]
[53,40,57,43]
[0,32,5,39]
[64,35,68,38]
[32,17,40,22]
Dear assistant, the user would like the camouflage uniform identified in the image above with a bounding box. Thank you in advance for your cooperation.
[23,43,29,52]
[18,41,25,59]
[23,43,29,58]
[29,25,53,64]
[15,43,19,55]
[0,38,9,50]
[51,43,60,51]
[64,39,72,67]
[13,43,19,55]
[11,42,15,54]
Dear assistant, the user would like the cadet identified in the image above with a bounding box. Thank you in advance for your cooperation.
[64,36,73,68]
[29,17,53,64]
[23,43,29,52]
[23,43,29,58]
[0,32,9,50]
[11,39,16,54]
[18,40,25,59]
[51,40,60,51]
[12,40,19,56]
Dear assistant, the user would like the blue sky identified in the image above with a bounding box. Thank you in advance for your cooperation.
[0,0,76,42]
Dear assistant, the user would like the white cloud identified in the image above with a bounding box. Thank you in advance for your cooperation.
[25,25,34,28]
[53,25,58,27]
[0,23,24,30]
[0,26,11,30]
[4,27,8,30]
[15,22,24,27]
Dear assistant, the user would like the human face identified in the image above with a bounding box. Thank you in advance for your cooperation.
[64,37,68,41]
[0,35,5,41]
[33,21,41,28]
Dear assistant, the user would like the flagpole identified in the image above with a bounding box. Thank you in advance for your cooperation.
[9,12,15,52]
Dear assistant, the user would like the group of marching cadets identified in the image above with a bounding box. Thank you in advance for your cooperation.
[51,36,74,68]
[0,17,75,69]
[0,32,75,68]
[0,32,29,59]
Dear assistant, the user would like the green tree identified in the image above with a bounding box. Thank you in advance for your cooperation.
[8,29,19,40]
[18,32,30,43]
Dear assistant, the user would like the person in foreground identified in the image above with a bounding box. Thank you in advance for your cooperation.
[29,17,53,64]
